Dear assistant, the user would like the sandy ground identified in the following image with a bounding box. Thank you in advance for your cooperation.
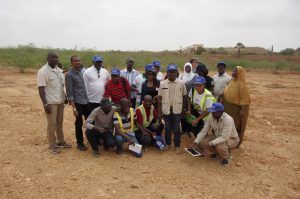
[0,67,299,199]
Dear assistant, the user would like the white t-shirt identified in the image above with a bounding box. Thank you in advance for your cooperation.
[156,72,164,81]
[189,89,213,114]
[83,66,110,103]
[133,74,146,101]
[212,73,231,98]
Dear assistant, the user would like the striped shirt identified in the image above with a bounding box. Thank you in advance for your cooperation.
[120,68,140,98]
[113,111,136,135]
[103,78,131,104]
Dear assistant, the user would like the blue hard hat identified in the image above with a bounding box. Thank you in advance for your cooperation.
[92,55,103,62]
[153,60,161,67]
[111,68,120,76]
[207,102,224,112]
[167,63,177,71]
[193,76,206,85]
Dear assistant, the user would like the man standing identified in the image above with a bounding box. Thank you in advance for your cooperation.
[189,103,240,166]
[84,98,116,157]
[153,60,164,81]
[103,68,131,107]
[158,64,187,154]
[65,55,90,151]
[212,62,231,101]
[37,52,71,154]
[120,58,140,108]
[134,95,164,146]
[83,55,110,111]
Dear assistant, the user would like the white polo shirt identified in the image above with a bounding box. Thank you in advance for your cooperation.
[83,66,110,103]
[37,63,65,104]
[212,73,231,98]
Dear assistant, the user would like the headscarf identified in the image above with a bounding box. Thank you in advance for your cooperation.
[223,66,251,105]
[179,63,194,82]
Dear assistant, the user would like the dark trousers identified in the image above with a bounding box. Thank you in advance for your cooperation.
[131,98,136,109]
[163,113,182,147]
[191,107,205,137]
[181,118,192,133]
[135,123,164,146]
[75,103,91,145]
[86,129,116,151]
[89,102,100,112]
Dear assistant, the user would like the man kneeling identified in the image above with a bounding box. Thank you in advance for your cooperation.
[114,98,142,157]
[84,98,116,157]
[189,102,240,166]
[134,95,164,147]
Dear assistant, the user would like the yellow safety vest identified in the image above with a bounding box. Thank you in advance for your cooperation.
[115,108,134,133]
[191,88,216,121]
[133,105,155,131]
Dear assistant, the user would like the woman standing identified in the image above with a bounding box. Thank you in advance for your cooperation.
[179,62,196,136]
[222,66,250,147]
[140,66,160,104]
[179,63,195,83]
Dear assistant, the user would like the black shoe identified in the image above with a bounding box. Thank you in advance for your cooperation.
[210,153,218,160]
[221,158,232,166]
[93,150,100,157]
[77,144,88,151]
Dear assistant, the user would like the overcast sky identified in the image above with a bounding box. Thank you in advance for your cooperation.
[0,0,299,52]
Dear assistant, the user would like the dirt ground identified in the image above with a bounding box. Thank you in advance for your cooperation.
[0,67,299,199]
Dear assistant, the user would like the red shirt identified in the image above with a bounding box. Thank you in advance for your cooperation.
[136,104,158,126]
[104,78,131,103]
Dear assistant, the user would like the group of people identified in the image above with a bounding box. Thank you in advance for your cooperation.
[37,52,251,166]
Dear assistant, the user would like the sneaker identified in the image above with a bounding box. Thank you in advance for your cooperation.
[210,153,218,160]
[175,147,181,154]
[77,144,88,151]
[93,150,100,157]
[56,142,72,148]
[165,145,170,151]
[48,147,61,154]
[221,156,232,166]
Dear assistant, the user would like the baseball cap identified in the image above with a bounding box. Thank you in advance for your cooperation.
[111,68,120,76]
[207,103,224,113]
[145,64,155,72]
[217,61,226,67]
[153,60,161,67]
[92,55,103,62]
[167,63,177,71]
[193,76,206,85]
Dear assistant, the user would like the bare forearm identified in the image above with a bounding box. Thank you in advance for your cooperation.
[38,87,47,105]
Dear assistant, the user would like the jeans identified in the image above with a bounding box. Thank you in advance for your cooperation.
[86,129,116,151]
[134,123,164,146]
[115,133,142,157]
[163,113,182,147]
[191,107,204,137]
[75,103,91,145]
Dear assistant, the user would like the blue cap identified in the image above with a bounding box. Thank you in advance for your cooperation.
[167,63,177,71]
[111,68,120,76]
[93,55,103,62]
[207,103,224,113]
[153,60,161,67]
[193,76,206,85]
[217,61,226,67]
[145,64,155,72]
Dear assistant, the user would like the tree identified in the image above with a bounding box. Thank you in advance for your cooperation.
[235,42,245,57]
[280,48,295,55]
[195,46,206,55]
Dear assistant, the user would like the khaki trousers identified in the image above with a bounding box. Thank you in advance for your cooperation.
[199,134,239,159]
[45,104,65,147]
